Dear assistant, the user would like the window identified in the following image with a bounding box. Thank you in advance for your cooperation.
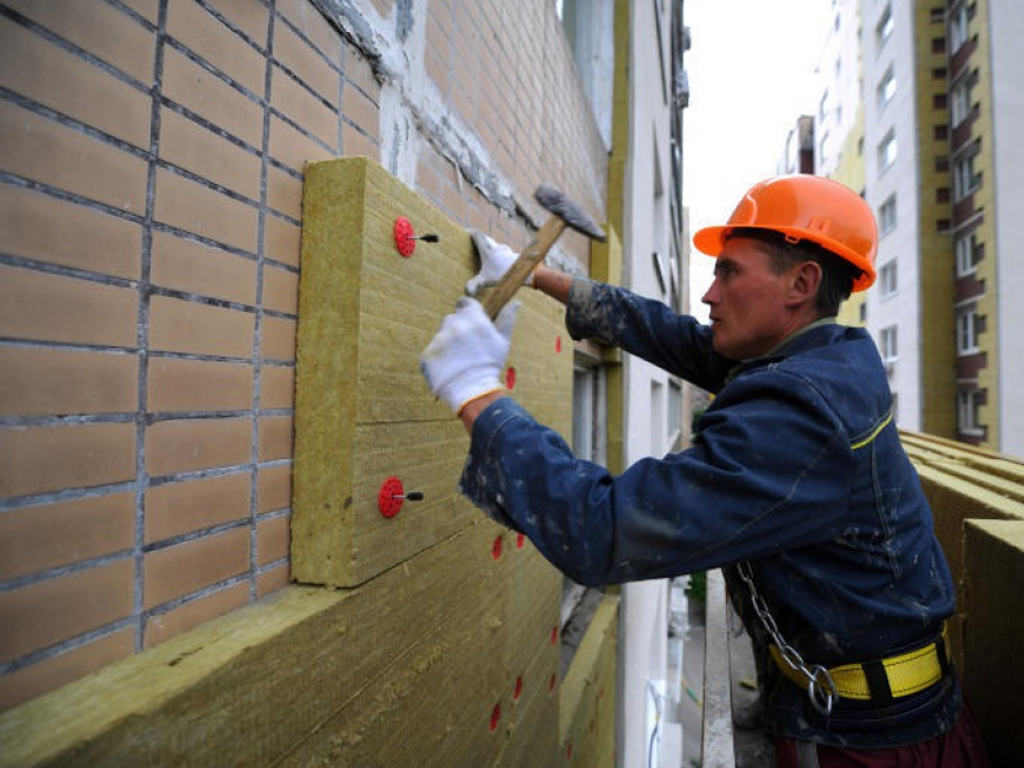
[953,150,979,199]
[957,389,983,435]
[956,232,978,276]
[950,4,970,51]
[880,260,898,296]
[878,130,898,172]
[572,361,605,464]
[951,76,973,126]
[556,0,615,148]
[668,380,683,449]
[877,66,896,109]
[880,325,898,362]
[876,4,894,48]
[879,194,897,235]
[957,309,980,354]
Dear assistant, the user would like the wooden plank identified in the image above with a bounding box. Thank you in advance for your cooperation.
[292,157,574,586]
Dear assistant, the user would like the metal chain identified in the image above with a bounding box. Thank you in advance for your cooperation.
[736,561,838,716]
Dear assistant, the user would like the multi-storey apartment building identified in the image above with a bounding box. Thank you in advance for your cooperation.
[816,0,1022,456]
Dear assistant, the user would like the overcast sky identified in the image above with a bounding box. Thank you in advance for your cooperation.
[682,0,834,320]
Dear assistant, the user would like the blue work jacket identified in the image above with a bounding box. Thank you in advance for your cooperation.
[460,278,961,748]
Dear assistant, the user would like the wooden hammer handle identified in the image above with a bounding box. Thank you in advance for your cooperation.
[482,217,567,320]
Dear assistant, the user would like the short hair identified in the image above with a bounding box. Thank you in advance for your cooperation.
[727,227,861,316]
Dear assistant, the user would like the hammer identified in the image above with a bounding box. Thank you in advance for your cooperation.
[478,184,606,320]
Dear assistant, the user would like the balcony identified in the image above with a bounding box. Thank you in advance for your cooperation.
[695,431,1022,767]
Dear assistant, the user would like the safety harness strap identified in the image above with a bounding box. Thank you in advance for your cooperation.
[771,627,950,707]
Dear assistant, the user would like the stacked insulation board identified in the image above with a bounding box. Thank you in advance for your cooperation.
[289,156,601,765]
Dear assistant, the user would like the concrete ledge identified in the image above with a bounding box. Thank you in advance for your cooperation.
[701,569,735,768]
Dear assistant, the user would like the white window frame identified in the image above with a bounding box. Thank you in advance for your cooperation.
[878,129,898,173]
[951,76,972,127]
[953,151,979,199]
[955,232,977,276]
[876,4,894,49]
[879,194,897,235]
[879,260,898,297]
[957,390,983,435]
[957,309,980,355]
[877,66,896,110]
[880,325,898,362]
[950,4,970,52]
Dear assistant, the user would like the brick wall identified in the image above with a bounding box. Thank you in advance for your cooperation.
[0,0,608,713]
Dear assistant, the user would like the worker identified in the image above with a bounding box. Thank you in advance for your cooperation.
[420,175,990,767]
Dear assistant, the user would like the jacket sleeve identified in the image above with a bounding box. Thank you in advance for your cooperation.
[565,277,736,392]
[460,368,856,587]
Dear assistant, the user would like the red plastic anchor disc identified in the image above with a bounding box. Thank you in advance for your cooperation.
[377,476,405,518]
[394,217,416,257]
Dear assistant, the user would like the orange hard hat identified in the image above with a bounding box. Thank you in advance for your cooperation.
[693,175,878,291]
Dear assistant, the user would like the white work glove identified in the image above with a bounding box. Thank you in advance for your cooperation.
[420,297,520,414]
[466,230,533,296]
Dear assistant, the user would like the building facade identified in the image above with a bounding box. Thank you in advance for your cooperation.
[816,0,1022,456]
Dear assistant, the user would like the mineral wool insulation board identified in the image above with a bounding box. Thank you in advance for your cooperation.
[292,156,573,587]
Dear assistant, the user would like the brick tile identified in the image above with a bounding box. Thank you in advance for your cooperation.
[147,357,254,413]
[153,168,259,253]
[270,64,338,149]
[343,42,381,101]
[262,263,299,315]
[0,101,148,215]
[425,46,450,96]
[205,0,271,48]
[256,512,290,565]
[0,492,135,581]
[0,265,138,348]
[267,114,335,172]
[0,16,151,149]
[257,463,292,514]
[142,527,250,609]
[4,0,156,86]
[0,558,133,664]
[0,183,142,280]
[341,79,380,141]
[159,107,262,201]
[256,562,290,597]
[266,163,303,220]
[0,626,133,713]
[161,45,263,148]
[143,581,249,649]
[0,422,136,498]
[260,363,295,411]
[258,415,293,462]
[264,213,301,267]
[116,0,160,25]
[0,347,138,416]
[261,315,297,362]
[149,295,254,358]
[144,416,252,477]
[342,122,379,160]
[144,472,251,544]
[273,21,339,108]
[167,0,266,96]
[276,0,341,61]
[150,231,257,306]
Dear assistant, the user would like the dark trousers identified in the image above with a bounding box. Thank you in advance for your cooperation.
[774,703,991,768]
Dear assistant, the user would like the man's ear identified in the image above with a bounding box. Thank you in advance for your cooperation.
[787,261,823,306]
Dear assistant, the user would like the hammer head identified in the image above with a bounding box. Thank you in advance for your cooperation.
[535,184,607,242]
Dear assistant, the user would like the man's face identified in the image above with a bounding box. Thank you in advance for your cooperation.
[700,236,801,360]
